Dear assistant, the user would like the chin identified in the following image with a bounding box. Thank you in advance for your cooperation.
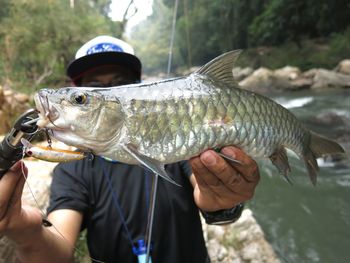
[50,130,88,150]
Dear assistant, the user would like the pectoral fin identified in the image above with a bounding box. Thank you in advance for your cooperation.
[269,147,293,185]
[122,144,181,187]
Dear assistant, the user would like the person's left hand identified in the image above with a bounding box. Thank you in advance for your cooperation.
[189,146,260,212]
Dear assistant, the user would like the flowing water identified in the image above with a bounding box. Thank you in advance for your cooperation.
[248,88,350,263]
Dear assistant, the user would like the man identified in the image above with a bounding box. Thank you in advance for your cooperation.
[0,36,260,262]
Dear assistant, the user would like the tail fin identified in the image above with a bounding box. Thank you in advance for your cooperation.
[303,132,345,185]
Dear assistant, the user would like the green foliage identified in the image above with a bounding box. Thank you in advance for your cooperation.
[74,230,90,263]
[131,0,350,75]
[0,0,121,93]
[249,0,350,46]
[130,0,174,74]
[131,0,264,75]
[1,0,350,90]
[235,27,350,71]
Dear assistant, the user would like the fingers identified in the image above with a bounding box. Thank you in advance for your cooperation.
[10,166,27,212]
[190,151,241,201]
[0,161,27,220]
[190,146,260,211]
[221,147,260,183]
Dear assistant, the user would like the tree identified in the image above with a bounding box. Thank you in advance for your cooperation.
[0,0,123,92]
[249,0,350,46]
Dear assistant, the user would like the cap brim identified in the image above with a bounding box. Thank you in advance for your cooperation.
[66,52,142,84]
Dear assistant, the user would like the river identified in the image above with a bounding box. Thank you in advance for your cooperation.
[248,88,350,263]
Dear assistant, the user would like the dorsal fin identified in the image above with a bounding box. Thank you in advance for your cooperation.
[195,50,242,86]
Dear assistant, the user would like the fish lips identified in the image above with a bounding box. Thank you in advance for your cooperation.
[34,93,61,127]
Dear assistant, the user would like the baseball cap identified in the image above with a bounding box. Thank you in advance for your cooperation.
[66,35,142,85]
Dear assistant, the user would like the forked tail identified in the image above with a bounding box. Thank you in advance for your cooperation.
[303,131,345,185]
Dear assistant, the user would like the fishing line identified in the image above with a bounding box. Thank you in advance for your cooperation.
[19,148,105,263]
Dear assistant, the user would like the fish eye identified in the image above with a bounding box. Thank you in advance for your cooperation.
[72,92,87,104]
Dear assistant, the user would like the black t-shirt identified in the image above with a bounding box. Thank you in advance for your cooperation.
[47,156,209,263]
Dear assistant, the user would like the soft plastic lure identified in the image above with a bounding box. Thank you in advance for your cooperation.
[21,138,85,162]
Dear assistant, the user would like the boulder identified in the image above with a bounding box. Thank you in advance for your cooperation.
[204,209,280,263]
[232,67,254,81]
[290,78,313,90]
[335,59,350,75]
[274,66,301,81]
[14,93,30,103]
[239,67,293,93]
[311,69,350,89]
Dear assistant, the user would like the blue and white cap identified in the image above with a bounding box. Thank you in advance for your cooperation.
[67,35,142,85]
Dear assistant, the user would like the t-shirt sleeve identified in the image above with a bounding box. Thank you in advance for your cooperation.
[46,161,90,216]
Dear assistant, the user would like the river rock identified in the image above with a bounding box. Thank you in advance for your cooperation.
[204,209,280,263]
[310,111,350,127]
[274,66,301,80]
[311,69,350,89]
[335,59,350,75]
[232,67,254,81]
[14,93,30,103]
[239,67,292,93]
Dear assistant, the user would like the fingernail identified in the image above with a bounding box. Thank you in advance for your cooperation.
[202,152,216,165]
[221,147,236,158]
[10,161,21,172]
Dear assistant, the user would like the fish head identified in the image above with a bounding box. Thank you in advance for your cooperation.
[34,87,125,152]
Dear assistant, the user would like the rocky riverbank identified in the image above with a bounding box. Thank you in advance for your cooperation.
[235,59,350,93]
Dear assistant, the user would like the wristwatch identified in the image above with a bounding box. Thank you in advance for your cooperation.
[201,203,244,225]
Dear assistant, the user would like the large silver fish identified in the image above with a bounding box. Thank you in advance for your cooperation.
[34,51,345,185]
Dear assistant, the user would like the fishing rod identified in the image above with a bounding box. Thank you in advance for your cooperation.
[144,0,180,262]
[0,109,39,178]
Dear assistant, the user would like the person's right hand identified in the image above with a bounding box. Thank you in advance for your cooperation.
[0,161,43,246]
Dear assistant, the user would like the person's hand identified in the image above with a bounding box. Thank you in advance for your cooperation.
[0,161,42,245]
[189,146,260,212]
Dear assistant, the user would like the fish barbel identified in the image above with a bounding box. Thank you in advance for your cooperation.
[34,51,345,185]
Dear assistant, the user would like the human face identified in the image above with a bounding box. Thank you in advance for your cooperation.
[80,65,138,87]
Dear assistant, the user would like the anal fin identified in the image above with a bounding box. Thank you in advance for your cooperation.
[269,147,293,185]
[122,144,181,187]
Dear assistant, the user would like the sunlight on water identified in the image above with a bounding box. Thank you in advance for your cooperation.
[275,97,314,109]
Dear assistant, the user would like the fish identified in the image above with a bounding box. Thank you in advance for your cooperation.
[33,50,345,185]
[21,138,86,162]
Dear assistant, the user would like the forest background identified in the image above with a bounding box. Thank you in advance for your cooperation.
[0,0,349,93]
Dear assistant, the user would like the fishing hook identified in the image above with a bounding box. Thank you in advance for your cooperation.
[38,94,60,128]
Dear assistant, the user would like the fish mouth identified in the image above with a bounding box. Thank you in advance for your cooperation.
[34,91,62,129]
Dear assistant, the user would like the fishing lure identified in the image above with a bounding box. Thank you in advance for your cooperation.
[21,138,86,162]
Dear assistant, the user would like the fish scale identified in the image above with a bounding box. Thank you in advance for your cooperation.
[122,75,300,163]
[34,50,345,185]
